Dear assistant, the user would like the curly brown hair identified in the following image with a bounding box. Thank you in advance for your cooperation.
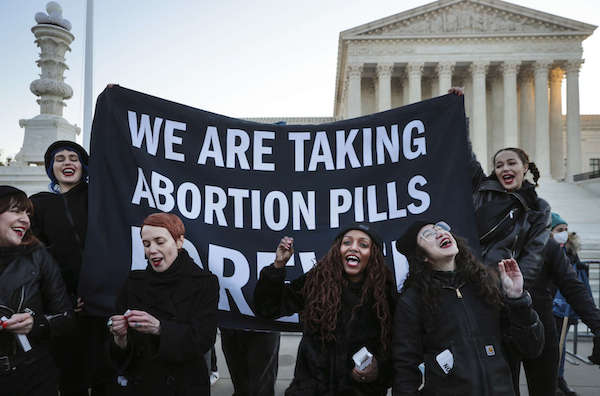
[403,234,503,314]
[301,235,394,351]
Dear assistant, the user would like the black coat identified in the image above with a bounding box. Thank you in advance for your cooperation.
[469,152,550,288]
[109,249,219,396]
[254,264,395,396]
[392,272,544,396]
[0,244,73,362]
[534,238,600,334]
[30,182,88,296]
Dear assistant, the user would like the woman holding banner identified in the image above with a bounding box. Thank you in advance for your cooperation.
[108,212,219,396]
[0,186,74,395]
[254,223,395,396]
[392,220,543,395]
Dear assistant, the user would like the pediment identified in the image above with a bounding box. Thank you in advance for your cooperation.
[344,0,596,38]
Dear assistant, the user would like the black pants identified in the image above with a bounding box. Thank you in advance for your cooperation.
[508,299,558,396]
[52,315,114,396]
[0,353,58,396]
[220,328,280,396]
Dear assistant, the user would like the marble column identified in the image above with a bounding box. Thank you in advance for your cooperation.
[437,62,454,96]
[471,61,489,172]
[407,62,424,104]
[376,63,393,112]
[489,69,504,156]
[519,66,535,156]
[502,61,520,148]
[401,71,409,106]
[549,67,564,179]
[534,60,552,178]
[566,60,583,180]
[346,63,363,118]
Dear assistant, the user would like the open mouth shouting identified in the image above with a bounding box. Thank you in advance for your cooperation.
[12,226,26,239]
[150,257,164,267]
[345,254,360,268]
[501,173,515,186]
[62,167,76,177]
[439,236,453,249]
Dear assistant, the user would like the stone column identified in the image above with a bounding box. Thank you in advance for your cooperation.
[519,66,535,155]
[15,2,80,165]
[376,63,393,112]
[549,67,564,179]
[471,61,489,172]
[346,63,363,118]
[437,62,454,96]
[401,71,409,106]
[534,60,552,178]
[407,62,424,104]
[489,69,504,156]
[566,60,583,180]
[502,61,520,147]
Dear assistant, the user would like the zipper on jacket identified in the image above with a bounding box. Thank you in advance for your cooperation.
[479,208,517,242]
[17,286,25,312]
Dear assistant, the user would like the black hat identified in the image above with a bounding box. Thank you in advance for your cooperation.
[336,223,383,251]
[0,185,26,200]
[395,220,435,257]
[43,140,89,177]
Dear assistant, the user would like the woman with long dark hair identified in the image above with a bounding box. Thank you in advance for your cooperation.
[392,220,543,395]
[254,223,395,395]
[0,186,74,396]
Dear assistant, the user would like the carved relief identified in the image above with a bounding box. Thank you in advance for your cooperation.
[359,2,569,36]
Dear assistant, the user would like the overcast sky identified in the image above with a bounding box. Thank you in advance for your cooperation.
[1,0,598,160]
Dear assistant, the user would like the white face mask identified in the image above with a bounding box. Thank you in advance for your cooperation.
[553,231,568,244]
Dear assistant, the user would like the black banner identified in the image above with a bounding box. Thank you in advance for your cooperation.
[79,86,477,331]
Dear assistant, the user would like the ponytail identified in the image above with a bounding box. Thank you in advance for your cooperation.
[527,161,540,187]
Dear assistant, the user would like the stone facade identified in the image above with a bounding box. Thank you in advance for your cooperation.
[333,0,597,180]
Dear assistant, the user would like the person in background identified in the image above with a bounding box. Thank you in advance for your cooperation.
[508,210,600,395]
[108,212,219,396]
[550,213,600,396]
[30,140,112,395]
[254,224,395,395]
[392,220,543,395]
[0,185,74,395]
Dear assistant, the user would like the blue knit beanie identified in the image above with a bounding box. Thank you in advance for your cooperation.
[551,212,567,230]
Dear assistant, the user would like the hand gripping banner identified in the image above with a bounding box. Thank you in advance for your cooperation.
[79,86,478,330]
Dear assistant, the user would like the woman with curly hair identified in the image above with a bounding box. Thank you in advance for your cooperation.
[392,220,544,396]
[254,223,395,396]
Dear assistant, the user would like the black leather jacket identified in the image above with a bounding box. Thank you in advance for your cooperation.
[0,244,74,360]
[469,151,550,289]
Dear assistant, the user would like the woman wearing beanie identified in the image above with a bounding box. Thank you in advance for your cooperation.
[548,213,600,395]
[0,185,74,395]
[392,220,543,396]
[29,141,111,396]
[254,223,396,395]
[108,212,219,396]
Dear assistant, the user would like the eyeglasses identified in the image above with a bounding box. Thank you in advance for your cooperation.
[419,221,451,241]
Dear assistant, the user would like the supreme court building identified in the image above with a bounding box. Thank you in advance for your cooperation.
[331,0,597,181]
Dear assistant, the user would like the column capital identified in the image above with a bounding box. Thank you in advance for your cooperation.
[518,65,534,82]
[469,61,489,75]
[565,59,584,74]
[407,62,424,76]
[376,63,394,78]
[501,61,520,75]
[533,60,553,74]
[346,63,363,79]
[549,67,564,83]
[436,61,455,76]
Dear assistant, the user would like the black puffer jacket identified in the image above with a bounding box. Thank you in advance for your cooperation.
[109,249,219,396]
[392,272,543,396]
[0,244,73,361]
[254,264,395,396]
[469,152,550,288]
